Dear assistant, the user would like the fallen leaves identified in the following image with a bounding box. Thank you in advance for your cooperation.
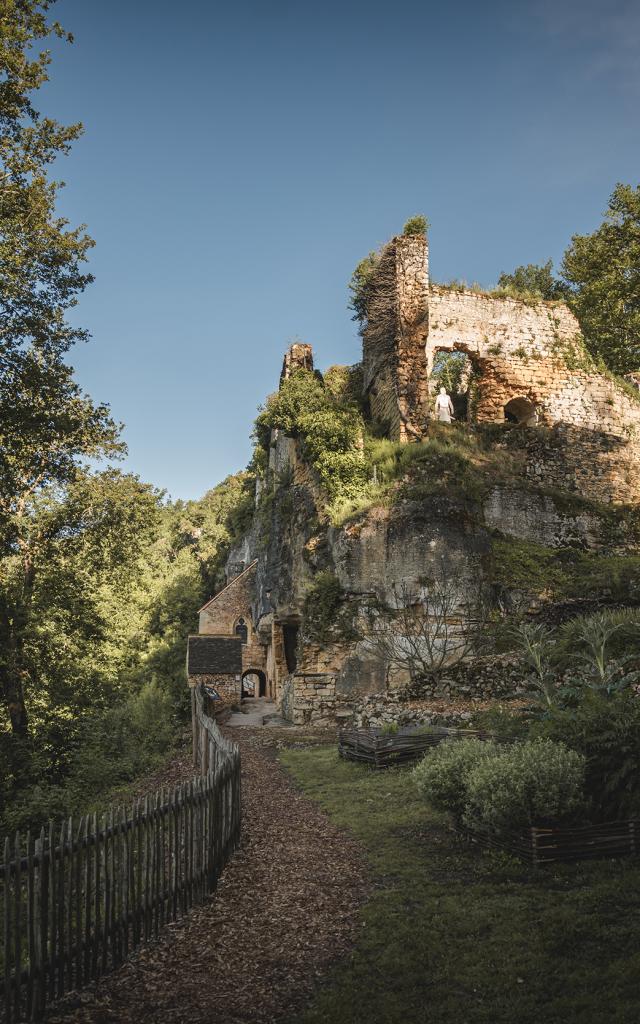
[46,727,368,1024]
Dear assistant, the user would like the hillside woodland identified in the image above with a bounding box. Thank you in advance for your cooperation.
[1,2,640,841]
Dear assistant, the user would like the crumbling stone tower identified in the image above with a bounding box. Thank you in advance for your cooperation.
[362,234,430,441]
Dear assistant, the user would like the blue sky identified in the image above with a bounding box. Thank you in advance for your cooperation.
[45,0,640,500]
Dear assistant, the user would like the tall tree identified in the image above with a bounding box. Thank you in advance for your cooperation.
[561,184,640,374]
[0,2,121,733]
[496,260,569,301]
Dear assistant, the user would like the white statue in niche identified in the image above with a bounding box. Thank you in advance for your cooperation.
[434,387,455,423]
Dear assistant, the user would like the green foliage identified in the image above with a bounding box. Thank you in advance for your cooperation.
[0,1,94,359]
[0,467,251,833]
[332,423,521,524]
[557,609,640,698]
[463,739,585,832]
[561,183,640,373]
[506,622,558,708]
[555,608,640,669]
[348,251,379,324]
[0,682,176,834]
[0,1,124,736]
[301,571,357,645]
[284,745,640,1024]
[533,693,640,821]
[254,369,368,510]
[323,364,364,407]
[492,534,577,596]
[412,738,500,818]
[496,260,569,301]
[380,721,400,736]
[430,351,469,394]
[402,214,429,237]
[468,706,529,742]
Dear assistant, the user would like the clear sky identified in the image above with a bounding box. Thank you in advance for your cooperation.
[45,0,640,500]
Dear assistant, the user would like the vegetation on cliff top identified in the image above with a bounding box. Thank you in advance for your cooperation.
[254,368,368,511]
[499,183,640,374]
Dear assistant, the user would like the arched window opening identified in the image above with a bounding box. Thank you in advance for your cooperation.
[504,397,538,426]
[234,617,248,644]
[430,351,472,421]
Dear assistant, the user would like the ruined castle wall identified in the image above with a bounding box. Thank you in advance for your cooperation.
[427,287,640,503]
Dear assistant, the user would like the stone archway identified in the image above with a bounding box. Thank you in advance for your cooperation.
[504,396,538,426]
[242,669,267,699]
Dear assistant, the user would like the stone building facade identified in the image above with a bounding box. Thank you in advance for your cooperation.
[188,562,269,700]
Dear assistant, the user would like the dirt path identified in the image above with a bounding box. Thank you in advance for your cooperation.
[47,729,368,1024]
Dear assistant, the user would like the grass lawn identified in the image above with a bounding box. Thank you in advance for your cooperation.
[280,746,640,1024]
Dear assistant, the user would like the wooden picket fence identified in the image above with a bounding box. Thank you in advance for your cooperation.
[0,688,240,1022]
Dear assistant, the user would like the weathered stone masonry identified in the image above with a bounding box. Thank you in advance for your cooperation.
[188,229,640,723]
[364,232,640,504]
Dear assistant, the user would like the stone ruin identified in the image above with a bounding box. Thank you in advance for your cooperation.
[187,231,640,725]
[363,233,640,503]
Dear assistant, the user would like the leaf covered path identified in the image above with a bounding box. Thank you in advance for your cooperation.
[46,729,368,1024]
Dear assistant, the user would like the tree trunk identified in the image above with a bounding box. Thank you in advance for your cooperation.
[0,600,30,736]
[0,661,29,736]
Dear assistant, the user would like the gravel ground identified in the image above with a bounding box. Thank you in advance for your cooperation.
[46,728,368,1024]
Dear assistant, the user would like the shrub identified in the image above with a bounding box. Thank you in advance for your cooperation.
[253,369,367,510]
[412,738,500,818]
[532,692,640,820]
[348,251,379,323]
[402,214,429,237]
[469,706,530,742]
[463,739,585,832]
[301,571,359,646]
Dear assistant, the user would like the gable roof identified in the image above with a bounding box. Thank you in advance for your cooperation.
[198,560,258,614]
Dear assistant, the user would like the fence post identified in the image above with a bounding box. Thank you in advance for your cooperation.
[4,836,13,1024]
[0,683,240,1023]
[531,828,539,868]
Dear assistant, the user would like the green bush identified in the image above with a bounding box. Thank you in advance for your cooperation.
[402,214,429,237]
[532,692,640,820]
[469,706,530,742]
[253,369,367,511]
[301,571,359,645]
[1,682,176,835]
[464,739,585,832]
[412,738,500,818]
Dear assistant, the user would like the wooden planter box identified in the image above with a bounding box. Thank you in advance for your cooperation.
[457,819,640,865]
[338,726,480,768]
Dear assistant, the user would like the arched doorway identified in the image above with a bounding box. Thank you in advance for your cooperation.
[241,669,267,699]
[504,397,538,426]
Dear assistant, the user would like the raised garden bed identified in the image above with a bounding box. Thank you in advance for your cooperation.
[457,818,640,865]
[338,726,480,768]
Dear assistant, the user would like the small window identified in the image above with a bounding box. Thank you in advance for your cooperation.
[235,617,248,644]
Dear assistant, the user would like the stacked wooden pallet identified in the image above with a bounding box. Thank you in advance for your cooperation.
[457,818,639,865]
[338,726,480,768]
